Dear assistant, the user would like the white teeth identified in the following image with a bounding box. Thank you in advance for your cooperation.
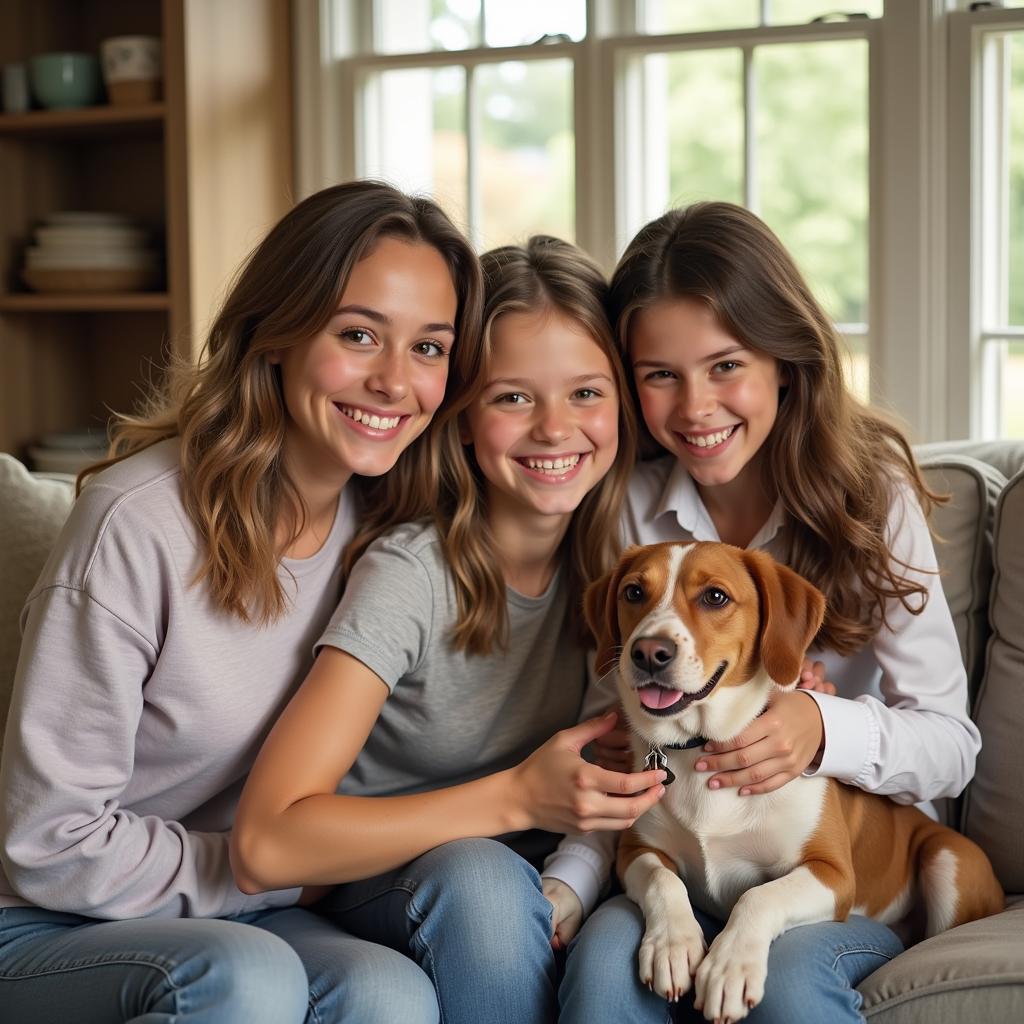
[523,454,581,474]
[339,406,400,430]
[684,425,736,448]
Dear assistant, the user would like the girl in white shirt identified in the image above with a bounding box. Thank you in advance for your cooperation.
[556,201,980,1024]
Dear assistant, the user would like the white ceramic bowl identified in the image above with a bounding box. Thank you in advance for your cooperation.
[101,36,162,83]
[36,226,149,249]
[45,211,135,228]
[26,246,160,270]
[38,429,109,452]
[29,445,108,474]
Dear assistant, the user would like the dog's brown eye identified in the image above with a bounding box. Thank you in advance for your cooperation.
[623,584,644,604]
[701,587,730,608]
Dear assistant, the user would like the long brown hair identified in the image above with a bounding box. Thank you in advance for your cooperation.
[346,235,637,654]
[83,180,482,625]
[610,201,942,655]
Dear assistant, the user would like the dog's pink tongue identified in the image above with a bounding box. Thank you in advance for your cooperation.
[638,685,685,710]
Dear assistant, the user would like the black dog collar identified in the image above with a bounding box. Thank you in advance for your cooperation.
[643,736,707,785]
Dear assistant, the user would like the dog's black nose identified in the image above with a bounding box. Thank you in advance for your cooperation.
[631,637,677,674]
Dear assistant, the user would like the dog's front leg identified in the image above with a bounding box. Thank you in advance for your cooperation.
[621,847,706,1003]
[694,862,849,1024]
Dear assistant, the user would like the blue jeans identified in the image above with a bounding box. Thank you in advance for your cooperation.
[559,894,904,1024]
[0,902,438,1024]
[319,837,559,1024]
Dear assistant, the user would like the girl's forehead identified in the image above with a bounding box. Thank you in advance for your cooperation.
[630,299,742,352]
[481,312,614,383]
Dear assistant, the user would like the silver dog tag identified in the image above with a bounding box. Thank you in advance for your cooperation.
[644,747,675,786]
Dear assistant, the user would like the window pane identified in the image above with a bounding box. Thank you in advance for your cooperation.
[1004,341,1024,438]
[476,59,574,247]
[640,0,882,31]
[373,0,584,53]
[633,48,743,235]
[483,0,584,46]
[361,67,468,229]
[641,0,757,33]
[1010,33,1024,325]
[375,0,480,54]
[756,39,869,325]
[982,340,1024,439]
[842,333,870,404]
[769,1,881,24]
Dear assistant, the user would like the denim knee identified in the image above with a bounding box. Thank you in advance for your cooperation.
[407,839,550,961]
[403,838,557,1022]
[561,895,672,1024]
[165,919,309,1024]
[331,948,438,1024]
[745,918,903,1024]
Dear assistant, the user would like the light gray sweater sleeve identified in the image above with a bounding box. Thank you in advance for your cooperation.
[1,583,296,921]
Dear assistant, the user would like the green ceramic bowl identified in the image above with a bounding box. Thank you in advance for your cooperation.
[29,53,103,110]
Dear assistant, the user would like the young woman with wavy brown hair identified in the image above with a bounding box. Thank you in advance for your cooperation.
[0,180,484,1024]
[557,201,982,1024]
[231,235,669,1024]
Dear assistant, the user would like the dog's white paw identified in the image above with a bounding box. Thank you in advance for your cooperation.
[693,927,769,1023]
[638,916,706,1003]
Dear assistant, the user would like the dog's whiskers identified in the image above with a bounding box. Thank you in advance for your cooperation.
[593,646,624,687]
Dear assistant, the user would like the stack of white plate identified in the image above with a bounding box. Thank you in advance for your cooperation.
[29,429,110,475]
[23,212,162,293]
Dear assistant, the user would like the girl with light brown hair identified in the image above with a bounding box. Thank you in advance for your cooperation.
[557,201,982,1024]
[0,180,482,1024]
[231,235,668,1024]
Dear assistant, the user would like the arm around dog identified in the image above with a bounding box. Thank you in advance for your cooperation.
[231,651,666,892]
[796,484,980,803]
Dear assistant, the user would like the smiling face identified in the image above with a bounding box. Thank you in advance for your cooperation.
[273,235,458,491]
[630,298,785,499]
[462,307,620,529]
[611,544,762,718]
[586,542,824,746]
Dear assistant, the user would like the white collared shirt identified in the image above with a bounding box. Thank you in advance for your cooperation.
[542,455,981,915]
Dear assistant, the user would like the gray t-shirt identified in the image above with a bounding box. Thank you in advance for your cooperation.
[0,439,354,919]
[318,520,588,863]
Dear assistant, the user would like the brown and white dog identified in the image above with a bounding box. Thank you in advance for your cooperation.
[585,541,1003,1024]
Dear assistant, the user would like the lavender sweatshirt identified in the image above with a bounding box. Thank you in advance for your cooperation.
[0,440,352,919]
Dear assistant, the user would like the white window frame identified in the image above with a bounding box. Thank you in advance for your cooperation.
[292,0,968,443]
[607,17,875,381]
[949,2,1024,440]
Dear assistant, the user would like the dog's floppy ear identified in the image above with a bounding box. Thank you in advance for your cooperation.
[741,549,826,688]
[584,547,642,679]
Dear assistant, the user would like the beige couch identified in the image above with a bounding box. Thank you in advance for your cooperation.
[856,440,1024,1021]
[1,444,1023,1019]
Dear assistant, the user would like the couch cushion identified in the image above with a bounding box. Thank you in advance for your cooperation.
[0,456,75,752]
[915,438,1024,484]
[962,466,1024,894]
[916,454,1005,699]
[858,904,1024,1022]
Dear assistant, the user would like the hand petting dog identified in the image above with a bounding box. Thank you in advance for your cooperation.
[510,711,667,834]
[694,686,825,795]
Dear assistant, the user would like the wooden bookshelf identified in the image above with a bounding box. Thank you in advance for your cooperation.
[0,102,165,139]
[0,293,171,313]
[0,0,293,462]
